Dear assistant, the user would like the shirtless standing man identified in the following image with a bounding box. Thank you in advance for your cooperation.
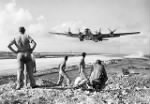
[74,52,89,88]
[89,60,108,90]
[8,26,37,90]
[57,56,71,86]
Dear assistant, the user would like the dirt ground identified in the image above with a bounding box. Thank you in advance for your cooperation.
[0,58,150,104]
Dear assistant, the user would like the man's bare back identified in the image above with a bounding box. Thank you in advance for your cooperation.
[89,60,108,90]
[8,27,37,89]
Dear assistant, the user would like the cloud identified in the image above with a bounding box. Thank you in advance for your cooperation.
[28,20,48,37]
[0,0,48,51]
[124,51,145,58]
[0,1,33,36]
[0,0,33,50]
[0,0,149,54]
[37,15,45,22]
[51,21,86,33]
[27,15,48,37]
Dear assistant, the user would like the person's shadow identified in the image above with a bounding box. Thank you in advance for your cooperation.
[37,80,72,90]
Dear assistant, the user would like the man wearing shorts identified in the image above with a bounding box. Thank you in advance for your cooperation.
[74,52,89,88]
[24,54,36,88]
[8,26,37,90]
[57,56,71,86]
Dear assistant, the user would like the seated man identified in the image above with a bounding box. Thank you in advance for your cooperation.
[57,56,71,86]
[89,60,108,90]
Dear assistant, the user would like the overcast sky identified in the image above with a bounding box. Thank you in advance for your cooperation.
[0,0,149,54]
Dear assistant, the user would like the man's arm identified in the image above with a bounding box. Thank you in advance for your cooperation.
[8,39,18,54]
[89,65,94,77]
[28,35,37,52]
[59,64,68,76]
[80,66,89,81]
[31,39,37,52]
[102,65,108,81]
[82,70,88,80]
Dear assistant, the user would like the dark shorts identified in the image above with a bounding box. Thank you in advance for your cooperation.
[17,52,32,63]
[91,79,106,90]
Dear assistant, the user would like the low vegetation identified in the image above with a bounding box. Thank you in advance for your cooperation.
[0,58,150,104]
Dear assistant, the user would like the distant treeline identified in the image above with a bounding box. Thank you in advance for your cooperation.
[0,51,101,59]
[0,52,16,59]
[144,55,150,59]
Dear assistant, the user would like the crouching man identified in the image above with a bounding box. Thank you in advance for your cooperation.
[89,60,108,91]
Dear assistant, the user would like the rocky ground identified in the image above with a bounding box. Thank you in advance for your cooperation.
[0,58,150,104]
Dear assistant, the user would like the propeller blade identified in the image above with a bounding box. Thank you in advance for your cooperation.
[95,30,98,34]
[112,29,117,32]
[99,28,101,33]
[68,27,71,32]
[108,28,117,34]
[108,28,112,32]
[108,28,117,32]
[98,28,102,34]
[78,28,80,32]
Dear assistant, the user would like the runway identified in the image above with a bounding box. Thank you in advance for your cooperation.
[0,54,122,75]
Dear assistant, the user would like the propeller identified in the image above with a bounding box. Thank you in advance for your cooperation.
[68,27,72,34]
[78,28,80,33]
[68,27,71,32]
[108,28,117,35]
[78,28,84,41]
[98,28,102,34]
[78,28,82,35]
[94,30,98,34]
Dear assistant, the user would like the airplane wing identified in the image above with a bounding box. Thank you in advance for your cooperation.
[49,32,79,38]
[101,32,140,38]
[49,32,70,36]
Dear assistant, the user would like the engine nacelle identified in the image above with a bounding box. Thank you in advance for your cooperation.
[79,35,84,41]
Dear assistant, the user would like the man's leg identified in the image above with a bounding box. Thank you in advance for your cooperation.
[74,76,82,87]
[63,73,71,86]
[16,60,24,89]
[92,79,104,90]
[32,60,36,73]
[26,61,36,88]
[31,54,36,73]
[23,67,28,88]
[57,74,64,86]
[77,78,87,88]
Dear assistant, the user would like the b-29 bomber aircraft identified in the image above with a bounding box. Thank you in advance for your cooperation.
[49,28,140,42]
